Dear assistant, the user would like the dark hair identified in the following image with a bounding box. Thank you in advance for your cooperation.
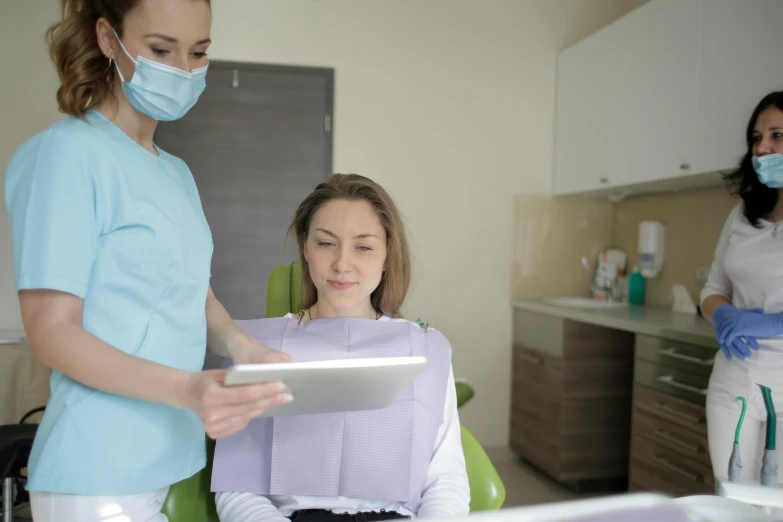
[724,90,783,227]
[288,174,412,318]
[45,0,210,118]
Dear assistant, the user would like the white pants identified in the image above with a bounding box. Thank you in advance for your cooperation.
[707,355,783,514]
[29,487,169,522]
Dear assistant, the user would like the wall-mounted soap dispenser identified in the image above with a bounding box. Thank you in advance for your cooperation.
[638,220,665,278]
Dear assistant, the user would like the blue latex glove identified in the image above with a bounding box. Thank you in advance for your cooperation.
[720,336,759,361]
[713,304,783,346]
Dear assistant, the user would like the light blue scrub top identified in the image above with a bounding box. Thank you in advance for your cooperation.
[4,110,213,495]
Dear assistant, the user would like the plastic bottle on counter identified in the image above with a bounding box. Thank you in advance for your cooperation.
[628,265,646,306]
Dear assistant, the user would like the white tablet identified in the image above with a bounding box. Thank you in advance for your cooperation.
[224,356,428,417]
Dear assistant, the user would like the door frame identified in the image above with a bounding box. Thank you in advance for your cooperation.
[206,60,335,179]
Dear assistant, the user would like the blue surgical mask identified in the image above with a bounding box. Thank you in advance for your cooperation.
[753,153,783,189]
[113,30,207,121]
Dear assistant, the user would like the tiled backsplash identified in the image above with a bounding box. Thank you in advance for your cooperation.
[612,186,737,308]
[512,186,738,308]
[512,194,613,300]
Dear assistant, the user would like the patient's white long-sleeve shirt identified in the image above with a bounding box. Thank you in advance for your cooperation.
[215,315,470,522]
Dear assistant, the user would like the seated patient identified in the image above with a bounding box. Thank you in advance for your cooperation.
[211,174,470,522]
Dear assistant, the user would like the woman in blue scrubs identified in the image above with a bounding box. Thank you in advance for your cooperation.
[4,1,291,520]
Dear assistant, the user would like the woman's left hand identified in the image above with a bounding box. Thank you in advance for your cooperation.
[231,336,291,365]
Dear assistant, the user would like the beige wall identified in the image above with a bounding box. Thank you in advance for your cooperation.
[0,1,64,330]
[208,0,646,446]
[0,0,642,446]
[612,187,738,308]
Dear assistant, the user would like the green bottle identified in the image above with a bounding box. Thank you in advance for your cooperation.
[628,265,646,305]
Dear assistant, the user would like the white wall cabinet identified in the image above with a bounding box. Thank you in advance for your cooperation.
[553,16,616,195]
[553,0,783,197]
[694,0,783,176]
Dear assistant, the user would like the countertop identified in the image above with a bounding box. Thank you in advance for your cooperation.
[512,300,718,348]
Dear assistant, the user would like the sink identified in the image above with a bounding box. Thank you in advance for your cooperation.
[543,297,629,309]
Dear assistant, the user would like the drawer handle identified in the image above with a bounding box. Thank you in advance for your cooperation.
[653,456,702,482]
[517,353,543,365]
[654,402,701,423]
[658,348,714,366]
[653,429,700,453]
[657,375,707,395]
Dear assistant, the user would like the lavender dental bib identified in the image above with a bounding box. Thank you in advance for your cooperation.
[211,317,452,511]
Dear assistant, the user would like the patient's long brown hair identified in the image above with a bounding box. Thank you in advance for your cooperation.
[288,174,412,318]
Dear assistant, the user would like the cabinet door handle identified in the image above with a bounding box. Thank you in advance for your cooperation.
[658,348,714,366]
[657,375,707,395]
[516,353,543,365]
[654,402,701,423]
[653,429,700,453]
[653,456,701,482]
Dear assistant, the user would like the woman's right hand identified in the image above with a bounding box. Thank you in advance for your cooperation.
[720,336,758,361]
[712,304,765,361]
[183,370,292,439]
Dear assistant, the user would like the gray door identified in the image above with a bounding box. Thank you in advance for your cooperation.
[155,62,333,366]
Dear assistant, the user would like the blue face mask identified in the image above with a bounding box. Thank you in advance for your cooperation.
[113,30,207,121]
[753,153,783,189]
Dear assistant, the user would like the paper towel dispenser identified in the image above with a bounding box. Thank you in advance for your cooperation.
[638,220,664,278]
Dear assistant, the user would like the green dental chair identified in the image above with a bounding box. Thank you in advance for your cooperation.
[162,260,505,521]
[455,380,475,409]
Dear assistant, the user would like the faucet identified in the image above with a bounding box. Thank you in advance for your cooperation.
[584,256,623,303]
[591,279,620,303]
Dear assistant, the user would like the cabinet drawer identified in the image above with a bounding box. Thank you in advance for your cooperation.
[634,359,709,405]
[632,408,710,467]
[636,334,717,378]
[562,359,633,398]
[633,384,707,436]
[513,344,563,396]
[511,384,562,426]
[510,417,630,482]
[512,392,631,433]
[513,311,564,356]
[510,417,560,478]
[630,434,714,496]
[630,459,712,497]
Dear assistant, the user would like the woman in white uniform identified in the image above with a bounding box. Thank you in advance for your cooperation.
[4,1,290,520]
[702,90,783,487]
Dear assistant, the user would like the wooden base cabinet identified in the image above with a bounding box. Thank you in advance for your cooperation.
[510,309,635,490]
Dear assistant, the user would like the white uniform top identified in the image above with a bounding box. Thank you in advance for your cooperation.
[701,202,783,385]
[214,314,470,522]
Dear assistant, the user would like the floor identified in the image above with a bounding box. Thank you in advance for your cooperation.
[485,446,583,508]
